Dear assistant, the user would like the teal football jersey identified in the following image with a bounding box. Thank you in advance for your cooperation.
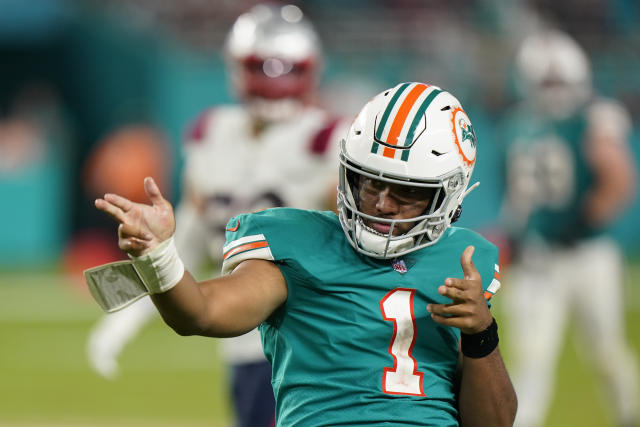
[222,208,500,427]
[500,103,597,243]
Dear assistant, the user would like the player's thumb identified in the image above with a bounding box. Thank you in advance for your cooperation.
[144,176,167,207]
[461,245,479,280]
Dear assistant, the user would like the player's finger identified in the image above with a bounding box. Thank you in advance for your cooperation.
[119,237,149,253]
[118,223,153,241]
[427,303,468,318]
[104,193,135,212]
[144,177,167,207]
[460,245,480,280]
[429,312,471,330]
[95,198,126,223]
[437,283,466,300]
[441,277,468,291]
[429,312,450,326]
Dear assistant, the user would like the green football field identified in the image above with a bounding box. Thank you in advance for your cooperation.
[1,260,638,427]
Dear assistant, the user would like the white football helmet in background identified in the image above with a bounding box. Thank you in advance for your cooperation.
[338,82,479,259]
[515,29,592,118]
[224,3,322,122]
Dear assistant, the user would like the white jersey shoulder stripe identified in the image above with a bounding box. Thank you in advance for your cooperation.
[223,234,267,254]
[221,246,274,275]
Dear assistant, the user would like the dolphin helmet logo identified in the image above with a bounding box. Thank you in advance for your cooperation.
[451,107,477,166]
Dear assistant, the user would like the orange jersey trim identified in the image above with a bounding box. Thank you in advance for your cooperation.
[223,241,269,261]
[225,220,240,232]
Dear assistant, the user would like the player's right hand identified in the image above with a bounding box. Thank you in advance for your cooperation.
[95,176,175,257]
[427,246,493,335]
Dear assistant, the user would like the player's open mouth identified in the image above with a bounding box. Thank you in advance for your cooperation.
[361,219,393,235]
[371,222,392,234]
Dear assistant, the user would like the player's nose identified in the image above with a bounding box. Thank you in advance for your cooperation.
[375,187,399,215]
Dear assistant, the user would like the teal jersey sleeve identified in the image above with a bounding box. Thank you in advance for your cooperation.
[221,208,339,275]
[445,227,501,301]
[222,209,501,427]
[221,212,275,275]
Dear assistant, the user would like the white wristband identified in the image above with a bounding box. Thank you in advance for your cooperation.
[130,236,185,294]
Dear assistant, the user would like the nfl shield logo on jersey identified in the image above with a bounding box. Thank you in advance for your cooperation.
[392,259,408,274]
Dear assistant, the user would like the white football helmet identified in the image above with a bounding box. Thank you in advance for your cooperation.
[224,3,322,121]
[515,29,592,118]
[338,82,479,259]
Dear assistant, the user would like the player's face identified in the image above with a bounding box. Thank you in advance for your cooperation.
[357,177,432,236]
[240,55,315,101]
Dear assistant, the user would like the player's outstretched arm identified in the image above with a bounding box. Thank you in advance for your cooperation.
[427,246,517,427]
[151,259,286,337]
[94,177,288,338]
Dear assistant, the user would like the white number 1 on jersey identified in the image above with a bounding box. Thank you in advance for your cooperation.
[380,288,426,396]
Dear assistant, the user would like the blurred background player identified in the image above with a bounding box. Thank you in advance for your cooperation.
[499,27,640,427]
[86,4,348,427]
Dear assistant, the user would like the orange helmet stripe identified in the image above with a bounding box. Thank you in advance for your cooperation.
[382,84,429,158]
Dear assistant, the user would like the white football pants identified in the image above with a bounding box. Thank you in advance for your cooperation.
[504,236,639,427]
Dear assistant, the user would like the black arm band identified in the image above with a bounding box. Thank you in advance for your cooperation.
[461,317,499,358]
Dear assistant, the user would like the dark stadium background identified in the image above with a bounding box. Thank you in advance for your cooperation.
[0,1,638,426]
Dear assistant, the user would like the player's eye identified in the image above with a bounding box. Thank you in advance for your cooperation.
[361,178,386,193]
[389,185,435,205]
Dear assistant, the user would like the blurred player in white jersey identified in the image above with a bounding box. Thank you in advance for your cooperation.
[499,28,639,427]
[87,4,348,427]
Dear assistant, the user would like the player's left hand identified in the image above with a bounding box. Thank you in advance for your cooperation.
[427,246,492,334]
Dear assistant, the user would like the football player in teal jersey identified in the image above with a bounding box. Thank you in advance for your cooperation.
[93,82,517,426]
[499,29,639,427]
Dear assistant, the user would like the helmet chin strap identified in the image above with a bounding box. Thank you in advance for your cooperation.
[355,219,414,258]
